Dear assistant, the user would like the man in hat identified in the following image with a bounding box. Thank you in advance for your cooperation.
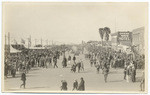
[60,80,67,91]
[77,61,81,73]
[78,77,85,91]
[53,56,58,68]
[73,55,76,63]
[62,56,67,68]
[95,62,100,74]
[72,80,78,91]
[81,60,84,71]
[68,55,71,65]
[11,62,16,78]
[20,71,26,89]
[103,59,109,83]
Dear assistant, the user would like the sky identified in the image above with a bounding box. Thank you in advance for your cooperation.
[3,2,148,45]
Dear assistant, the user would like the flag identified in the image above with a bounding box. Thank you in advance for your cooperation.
[11,39,17,44]
[46,39,48,45]
[99,28,105,40]
[28,36,31,47]
[21,38,25,44]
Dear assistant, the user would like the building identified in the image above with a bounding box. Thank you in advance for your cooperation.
[132,27,144,55]
[111,31,132,46]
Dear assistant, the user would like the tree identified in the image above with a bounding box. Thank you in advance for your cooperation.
[104,27,111,41]
[99,28,105,46]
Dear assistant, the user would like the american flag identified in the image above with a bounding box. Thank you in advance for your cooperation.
[21,38,25,44]
[28,36,31,47]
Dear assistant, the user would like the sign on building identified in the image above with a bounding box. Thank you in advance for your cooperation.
[117,31,132,46]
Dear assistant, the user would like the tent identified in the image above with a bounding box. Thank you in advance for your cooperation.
[10,45,21,53]
[29,46,45,50]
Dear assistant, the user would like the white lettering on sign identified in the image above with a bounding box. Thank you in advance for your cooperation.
[118,32,131,41]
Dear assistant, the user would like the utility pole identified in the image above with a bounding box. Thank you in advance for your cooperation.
[41,38,43,46]
[52,40,53,45]
[46,39,48,45]
[28,35,31,49]
[115,17,116,33]
[115,16,119,47]
[30,35,32,47]
[8,32,10,54]
[5,34,7,45]
[35,39,37,46]
[28,39,29,49]
[47,40,49,49]
[5,34,7,59]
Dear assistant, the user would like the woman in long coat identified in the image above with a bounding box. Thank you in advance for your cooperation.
[78,77,85,91]
[61,80,67,91]
[62,57,67,68]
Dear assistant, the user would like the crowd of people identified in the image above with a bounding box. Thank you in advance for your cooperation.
[4,44,145,91]
[86,46,145,84]
[4,50,62,78]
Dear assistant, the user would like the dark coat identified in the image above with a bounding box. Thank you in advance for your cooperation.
[68,56,71,61]
[61,81,67,90]
[21,73,26,81]
[77,62,81,68]
[62,58,67,67]
[73,56,76,61]
[73,81,78,88]
[78,79,85,91]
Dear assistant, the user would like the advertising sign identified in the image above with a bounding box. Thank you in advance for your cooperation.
[117,32,132,41]
[117,32,132,46]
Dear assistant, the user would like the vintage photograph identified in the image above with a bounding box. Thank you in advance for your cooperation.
[2,2,148,93]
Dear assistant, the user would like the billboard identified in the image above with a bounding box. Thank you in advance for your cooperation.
[117,31,132,46]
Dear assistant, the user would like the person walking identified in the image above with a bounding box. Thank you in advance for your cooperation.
[4,63,8,78]
[131,66,136,82]
[68,55,71,65]
[20,71,26,89]
[73,55,76,63]
[95,62,100,74]
[71,63,77,73]
[126,65,131,82]
[90,56,93,67]
[60,80,67,91]
[19,61,23,73]
[77,62,81,73]
[45,56,49,68]
[72,80,78,91]
[103,67,109,83]
[93,55,97,66]
[140,71,145,91]
[48,55,52,67]
[62,56,67,68]
[78,77,85,91]
[11,63,16,78]
[81,60,84,71]
[53,56,58,68]
[124,64,127,80]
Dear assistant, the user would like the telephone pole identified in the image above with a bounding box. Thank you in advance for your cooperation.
[41,38,43,46]
[8,32,10,54]
[35,39,37,46]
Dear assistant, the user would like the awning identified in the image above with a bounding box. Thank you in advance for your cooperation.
[10,45,21,53]
[29,47,45,49]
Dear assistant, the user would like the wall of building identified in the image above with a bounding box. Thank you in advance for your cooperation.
[111,27,144,55]
[132,27,144,55]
